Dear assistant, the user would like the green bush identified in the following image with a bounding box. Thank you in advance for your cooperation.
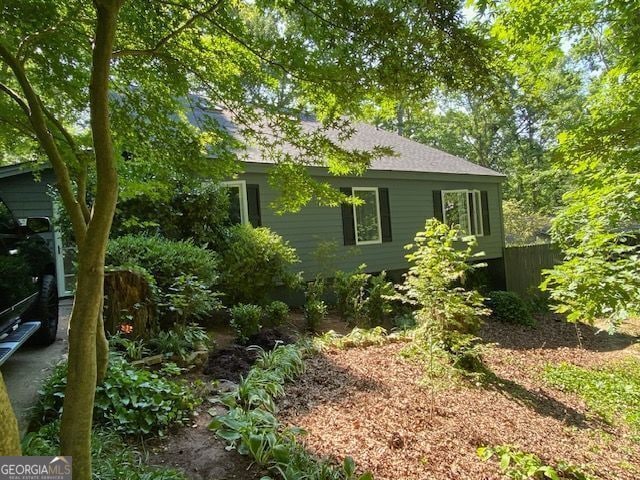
[147,323,213,359]
[106,235,219,290]
[219,225,299,305]
[486,291,534,326]
[107,235,221,324]
[112,182,231,248]
[304,277,327,332]
[397,219,490,378]
[333,265,369,323]
[23,422,187,480]
[230,303,263,341]
[162,274,222,323]
[264,301,290,327]
[365,271,395,326]
[33,355,199,436]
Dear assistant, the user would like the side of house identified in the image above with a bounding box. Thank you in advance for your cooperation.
[225,162,506,286]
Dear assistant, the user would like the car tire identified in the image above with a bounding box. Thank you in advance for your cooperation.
[29,274,59,346]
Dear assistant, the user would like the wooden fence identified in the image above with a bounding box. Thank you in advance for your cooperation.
[504,243,563,298]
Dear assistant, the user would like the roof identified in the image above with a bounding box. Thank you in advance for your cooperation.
[189,103,505,178]
[2,105,506,180]
[0,162,42,179]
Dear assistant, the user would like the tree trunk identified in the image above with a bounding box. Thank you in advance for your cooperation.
[59,2,122,478]
[0,372,21,455]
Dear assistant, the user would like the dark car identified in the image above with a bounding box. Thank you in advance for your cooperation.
[0,198,59,365]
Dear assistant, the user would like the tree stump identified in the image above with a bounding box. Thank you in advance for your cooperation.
[103,268,158,340]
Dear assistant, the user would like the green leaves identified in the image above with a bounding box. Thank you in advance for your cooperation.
[477,444,595,480]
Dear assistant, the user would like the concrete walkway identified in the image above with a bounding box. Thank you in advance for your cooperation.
[1,298,71,435]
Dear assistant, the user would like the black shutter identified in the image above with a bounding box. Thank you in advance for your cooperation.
[246,184,261,227]
[481,190,490,235]
[379,188,392,242]
[340,187,356,245]
[433,190,443,221]
[468,191,477,234]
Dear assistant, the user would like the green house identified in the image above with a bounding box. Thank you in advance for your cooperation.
[217,119,507,287]
[0,118,506,297]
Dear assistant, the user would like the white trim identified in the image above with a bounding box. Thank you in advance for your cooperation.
[52,202,72,297]
[221,180,249,225]
[441,189,484,236]
[352,187,382,245]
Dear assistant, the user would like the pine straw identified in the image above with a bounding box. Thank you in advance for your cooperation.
[279,316,640,480]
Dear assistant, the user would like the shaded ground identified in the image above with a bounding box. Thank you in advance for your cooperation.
[148,404,265,480]
[150,313,351,479]
[279,316,640,480]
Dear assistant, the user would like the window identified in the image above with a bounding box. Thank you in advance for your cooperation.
[221,180,249,225]
[441,190,484,236]
[353,187,382,245]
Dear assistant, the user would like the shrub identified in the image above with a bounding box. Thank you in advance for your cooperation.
[107,235,221,325]
[162,274,222,324]
[33,356,199,436]
[219,225,300,305]
[23,422,187,480]
[230,303,263,341]
[106,235,219,290]
[147,323,213,359]
[365,271,395,326]
[304,277,327,332]
[112,182,231,248]
[397,219,490,377]
[486,291,534,326]
[264,301,289,327]
[333,265,369,323]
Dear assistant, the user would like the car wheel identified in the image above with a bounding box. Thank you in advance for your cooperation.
[29,274,59,346]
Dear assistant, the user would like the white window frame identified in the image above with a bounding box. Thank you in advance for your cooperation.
[352,186,383,245]
[221,180,249,225]
[441,189,484,237]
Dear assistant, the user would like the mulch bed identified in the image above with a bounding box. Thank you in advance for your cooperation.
[279,316,640,480]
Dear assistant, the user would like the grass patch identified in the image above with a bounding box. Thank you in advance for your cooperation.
[543,358,640,439]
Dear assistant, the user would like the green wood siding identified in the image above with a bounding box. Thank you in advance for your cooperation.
[238,165,504,280]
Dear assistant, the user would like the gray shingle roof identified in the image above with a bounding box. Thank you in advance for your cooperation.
[191,103,504,178]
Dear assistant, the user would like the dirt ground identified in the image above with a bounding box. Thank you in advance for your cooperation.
[278,315,640,480]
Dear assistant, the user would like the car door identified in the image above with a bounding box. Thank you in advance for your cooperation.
[0,199,39,334]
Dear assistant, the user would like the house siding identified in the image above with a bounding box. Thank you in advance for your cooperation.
[240,164,504,280]
[0,169,56,253]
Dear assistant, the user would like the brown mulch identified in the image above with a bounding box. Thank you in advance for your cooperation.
[279,316,640,480]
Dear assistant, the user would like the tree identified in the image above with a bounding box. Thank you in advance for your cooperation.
[0,0,490,477]
[0,373,21,455]
[484,0,640,328]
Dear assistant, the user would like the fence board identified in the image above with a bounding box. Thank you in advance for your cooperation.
[504,243,563,298]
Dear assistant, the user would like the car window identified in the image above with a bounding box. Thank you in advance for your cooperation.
[0,199,18,234]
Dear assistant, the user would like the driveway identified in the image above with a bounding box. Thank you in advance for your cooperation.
[1,298,71,435]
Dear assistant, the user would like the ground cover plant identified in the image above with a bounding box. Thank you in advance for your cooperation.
[477,444,595,480]
[210,342,373,480]
[23,422,186,480]
[333,266,395,326]
[33,354,199,437]
[543,359,640,440]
